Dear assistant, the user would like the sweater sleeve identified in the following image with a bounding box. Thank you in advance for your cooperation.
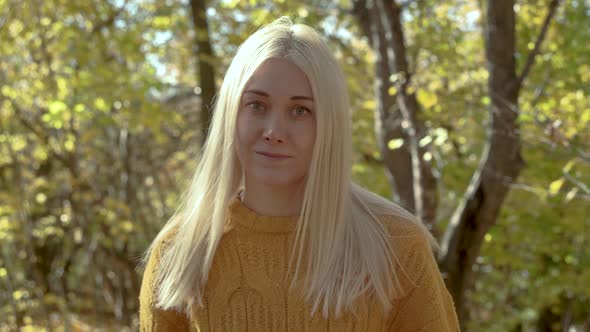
[139,234,190,332]
[387,231,460,331]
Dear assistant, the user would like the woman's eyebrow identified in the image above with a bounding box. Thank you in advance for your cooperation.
[291,95,314,101]
[243,89,269,97]
[243,89,314,101]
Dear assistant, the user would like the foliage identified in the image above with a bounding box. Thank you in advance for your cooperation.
[0,0,588,330]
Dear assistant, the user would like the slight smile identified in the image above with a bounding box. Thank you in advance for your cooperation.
[256,151,292,159]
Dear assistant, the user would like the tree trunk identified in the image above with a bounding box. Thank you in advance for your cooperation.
[189,0,217,144]
[352,0,438,230]
[353,0,416,214]
[353,0,560,328]
[440,0,559,326]
[438,0,524,323]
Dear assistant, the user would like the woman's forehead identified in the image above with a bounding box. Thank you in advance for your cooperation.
[243,58,313,98]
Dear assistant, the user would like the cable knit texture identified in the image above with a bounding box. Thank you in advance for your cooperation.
[139,196,460,331]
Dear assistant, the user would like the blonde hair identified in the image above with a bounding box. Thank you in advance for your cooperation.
[140,16,433,319]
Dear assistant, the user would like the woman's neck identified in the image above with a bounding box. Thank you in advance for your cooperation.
[240,184,304,217]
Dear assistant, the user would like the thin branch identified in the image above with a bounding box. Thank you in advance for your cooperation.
[517,0,560,87]
[564,172,590,195]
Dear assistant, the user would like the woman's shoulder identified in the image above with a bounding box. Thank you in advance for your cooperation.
[351,183,435,248]
[146,224,182,266]
[377,213,440,296]
[378,213,433,243]
[140,225,182,297]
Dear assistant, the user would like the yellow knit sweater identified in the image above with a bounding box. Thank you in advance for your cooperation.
[139,196,460,331]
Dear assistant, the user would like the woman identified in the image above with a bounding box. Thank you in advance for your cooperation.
[139,16,459,331]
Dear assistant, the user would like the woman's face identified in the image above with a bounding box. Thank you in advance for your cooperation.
[236,58,316,189]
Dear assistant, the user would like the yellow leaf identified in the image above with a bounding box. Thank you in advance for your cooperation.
[433,128,448,146]
[49,101,66,114]
[389,73,401,83]
[33,146,48,160]
[35,193,47,204]
[362,100,376,110]
[56,77,68,99]
[11,136,26,152]
[74,228,83,243]
[387,138,404,150]
[417,90,438,109]
[60,213,70,225]
[419,135,432,147]
[565,187,578,203]
[298,7,309,18]
[74,103,85,113]
[562,160,576,173]
[8,20,24,37]
[548,178,565,196]
[13,290,23,300]
[153,16,171,29]
[388,86,398,96]
[121,221,134,233]
[64,134,75,152]
[64,140,75,152]
[94,98,108,112]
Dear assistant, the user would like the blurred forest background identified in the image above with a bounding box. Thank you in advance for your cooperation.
[1,0,589,331]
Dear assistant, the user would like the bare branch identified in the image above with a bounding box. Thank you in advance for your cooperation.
[564,172,590,195]
[517,0,561,87]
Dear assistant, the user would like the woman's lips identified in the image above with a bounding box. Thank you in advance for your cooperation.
[256,151,291,159]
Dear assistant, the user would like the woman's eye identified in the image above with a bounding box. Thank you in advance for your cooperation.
[247,102,264,112]
[293,107,310,117]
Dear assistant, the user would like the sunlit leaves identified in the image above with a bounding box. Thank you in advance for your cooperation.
[387,138,404,150]
[0,0,588,330]
[548,177,565,196]
[416,90,438,109]
[0,0,196,328]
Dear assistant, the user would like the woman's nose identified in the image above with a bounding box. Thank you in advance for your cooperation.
[262,112,286,143]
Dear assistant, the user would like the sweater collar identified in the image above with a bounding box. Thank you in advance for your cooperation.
[227,192,299,234]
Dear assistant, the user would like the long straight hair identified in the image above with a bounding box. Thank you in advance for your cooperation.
[140,16,434,319]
